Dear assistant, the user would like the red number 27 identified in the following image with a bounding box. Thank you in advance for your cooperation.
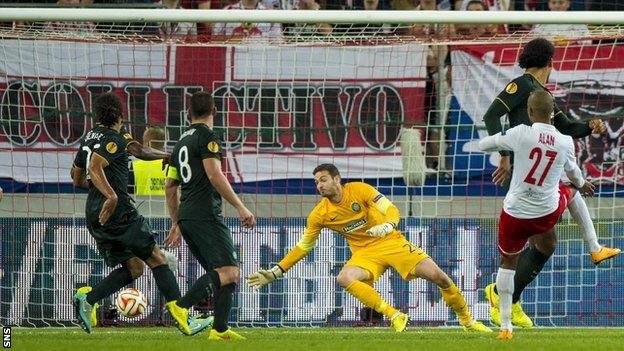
[524,147,558,186]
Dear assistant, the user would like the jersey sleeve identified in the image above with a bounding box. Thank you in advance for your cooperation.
[198,130,222,160]
[483,77,531,156]
[563,137,584,188]
[479,125,524,153]
[277,206,323,272]
[120,127,139,148]
[73,143,86,169]
[552,103,592,138]
[93,133,126,165]
[352,182,400,226]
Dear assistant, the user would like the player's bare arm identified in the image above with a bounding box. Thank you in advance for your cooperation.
[203,157,255,228]
[88,152,117,225]
[163,177,181,248]
[127,141,170,162]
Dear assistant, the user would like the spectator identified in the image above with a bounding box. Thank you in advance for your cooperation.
[284,0,332,37]
[160,0,197,40]
[45,0,96,32]
[410,0,451,171]
[213,0,283,41]
[455,0,509,10]
[131,127,167,196]
[455,0,498,36]
[531,0,591,45]
[588,0,624,11]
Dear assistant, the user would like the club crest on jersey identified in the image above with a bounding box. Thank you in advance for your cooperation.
[351,202,361,212]
[106,142,118,153]
[208,141,220,153]
[505,82,518,94]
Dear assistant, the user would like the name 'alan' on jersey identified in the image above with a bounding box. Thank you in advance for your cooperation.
[479,123,585,219]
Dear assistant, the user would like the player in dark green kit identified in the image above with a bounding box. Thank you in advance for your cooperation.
[71,93,211,336]
[482,38,620,329]
[164,91,255,340]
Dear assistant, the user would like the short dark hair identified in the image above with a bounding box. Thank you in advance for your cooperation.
[189,91,214,120]
[528,90,554,120]
[313,163,340,178]
[518,38,556,69]
[94,93,122,127]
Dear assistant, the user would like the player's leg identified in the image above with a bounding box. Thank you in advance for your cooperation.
[567,190,621,264]
[74,229,141,334]
[336,264,408,332]
[496,249,520,340]
[176,220,243,340]
[409,258,490,332]
[123,216,192,335]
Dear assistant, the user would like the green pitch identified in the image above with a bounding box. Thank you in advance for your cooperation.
[12,327,624,351]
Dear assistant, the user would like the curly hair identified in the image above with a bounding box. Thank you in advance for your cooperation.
[518,38,555,69]
[94,93,122,127]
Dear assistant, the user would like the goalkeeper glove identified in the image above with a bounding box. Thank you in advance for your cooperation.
[366,222,395,238]
[246,265,284,290]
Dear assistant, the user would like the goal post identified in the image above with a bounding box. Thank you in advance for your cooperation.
[0,8,623,328]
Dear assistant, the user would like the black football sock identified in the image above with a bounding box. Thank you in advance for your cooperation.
[213,283,236,332]
[511,245,551,303]
[151,264,182,302]
[86,266,133,305]
[178,270,221,309]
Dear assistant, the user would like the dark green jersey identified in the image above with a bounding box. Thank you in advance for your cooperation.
[169,123,223,221]
[73,125,137,227]
[483,73,592,156]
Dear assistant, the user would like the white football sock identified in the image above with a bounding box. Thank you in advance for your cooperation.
[568,192,601,253]
[496,267,515,331]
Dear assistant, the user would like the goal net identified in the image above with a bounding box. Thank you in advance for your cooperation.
[0,8,623,328]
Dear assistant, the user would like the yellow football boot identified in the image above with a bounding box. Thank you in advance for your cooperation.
[591,246,621,265]
[484,283,501,326]
[208,328,246,340]
[165,301,191,335]
[390,312,409,333]
[462,320,493,333]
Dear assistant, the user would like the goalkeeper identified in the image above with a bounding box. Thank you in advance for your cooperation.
[246,163,491,333]
[482,37,621,329]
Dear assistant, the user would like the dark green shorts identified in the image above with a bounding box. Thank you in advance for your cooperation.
[178,219,237,270]
[87,215,156,267]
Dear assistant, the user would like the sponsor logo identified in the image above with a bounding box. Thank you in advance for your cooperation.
[343,218,367,232]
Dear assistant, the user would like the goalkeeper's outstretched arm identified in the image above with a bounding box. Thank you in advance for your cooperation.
[246,211,322,290]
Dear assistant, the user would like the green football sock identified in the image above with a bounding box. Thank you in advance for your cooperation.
[151,264,182,302]
[178,270,221,309]
[86,266,133,305]
[213,283,236,333]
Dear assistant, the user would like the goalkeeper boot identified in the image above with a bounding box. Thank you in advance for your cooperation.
[390,312,409,333]
[188,315,214,336]
[73,291,93,334]
[208,328,246,340]
[497,329,513,340]
[590,246,621,265]
[462,320,493,333]
[484,283,501,326]
[165,301,191,335]
[77,286,99,327]
[511,302,533,329]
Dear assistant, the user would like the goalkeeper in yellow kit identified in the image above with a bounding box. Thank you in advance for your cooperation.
[246,164,492,333]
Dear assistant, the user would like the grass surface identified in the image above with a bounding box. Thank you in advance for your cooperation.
[11,327,624,351]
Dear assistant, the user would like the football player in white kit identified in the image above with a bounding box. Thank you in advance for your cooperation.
[479,91,595,340]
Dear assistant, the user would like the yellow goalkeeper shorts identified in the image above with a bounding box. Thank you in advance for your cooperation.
[345,234,429,283]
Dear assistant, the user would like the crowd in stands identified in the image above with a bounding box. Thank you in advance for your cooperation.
[0,0,621,41]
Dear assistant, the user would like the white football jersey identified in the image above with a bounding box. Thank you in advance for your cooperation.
[479,123,584,218]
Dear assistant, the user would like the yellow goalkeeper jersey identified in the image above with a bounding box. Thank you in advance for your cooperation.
[300,182,401,252]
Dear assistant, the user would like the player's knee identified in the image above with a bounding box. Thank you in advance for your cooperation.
[336,269,358,288]
[124,259,145,279]
[217,266,240,285]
